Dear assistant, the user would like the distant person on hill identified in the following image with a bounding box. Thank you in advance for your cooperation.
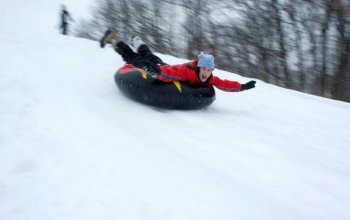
[59,5,73,35]
[99,30,256,92]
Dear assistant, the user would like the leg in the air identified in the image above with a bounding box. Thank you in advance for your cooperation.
[100,30,160,74]
[132,36,167,66]
[114,41,145,66]
[99,30,144,65]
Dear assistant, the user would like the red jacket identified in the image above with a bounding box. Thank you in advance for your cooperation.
[157,60,242,92]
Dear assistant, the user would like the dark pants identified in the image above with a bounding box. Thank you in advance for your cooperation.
[61,22,68,35]
[115,42,166,73]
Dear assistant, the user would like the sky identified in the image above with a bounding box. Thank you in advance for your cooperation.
[1,0,350,220]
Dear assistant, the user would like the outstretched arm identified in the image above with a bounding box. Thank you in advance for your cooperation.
[210,77,256,92]
[210,76,241,92]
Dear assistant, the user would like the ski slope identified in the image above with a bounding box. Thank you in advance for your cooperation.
[1,1,350,220]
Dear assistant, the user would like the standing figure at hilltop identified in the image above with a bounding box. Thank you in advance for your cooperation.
[59,5,73,35]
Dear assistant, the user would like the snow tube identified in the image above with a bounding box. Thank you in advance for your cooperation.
[114,64,216,110]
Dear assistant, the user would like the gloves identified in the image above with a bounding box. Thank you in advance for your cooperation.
[240,80,256,91]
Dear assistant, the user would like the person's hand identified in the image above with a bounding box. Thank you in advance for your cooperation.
[240,80,256,91]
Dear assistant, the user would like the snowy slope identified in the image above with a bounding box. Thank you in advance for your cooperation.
[1,1,350,220]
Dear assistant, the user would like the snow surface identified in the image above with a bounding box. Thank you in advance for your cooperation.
[1,0,350,220]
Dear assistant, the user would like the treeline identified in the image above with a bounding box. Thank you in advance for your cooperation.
[76,0,350,102]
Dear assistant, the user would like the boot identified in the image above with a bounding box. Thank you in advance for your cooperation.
[100,30,118,48]
[131,35,146,51]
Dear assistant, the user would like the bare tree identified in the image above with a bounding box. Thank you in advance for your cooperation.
[330,0,350,101]
[182,0,210,58]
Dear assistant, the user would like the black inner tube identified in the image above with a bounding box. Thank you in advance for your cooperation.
[114,65,216,110]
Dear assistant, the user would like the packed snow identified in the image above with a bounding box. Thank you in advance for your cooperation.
[1,0,350,220]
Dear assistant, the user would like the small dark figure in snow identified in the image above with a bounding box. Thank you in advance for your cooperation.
[60,5,73,35]
[99,30,256,92]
